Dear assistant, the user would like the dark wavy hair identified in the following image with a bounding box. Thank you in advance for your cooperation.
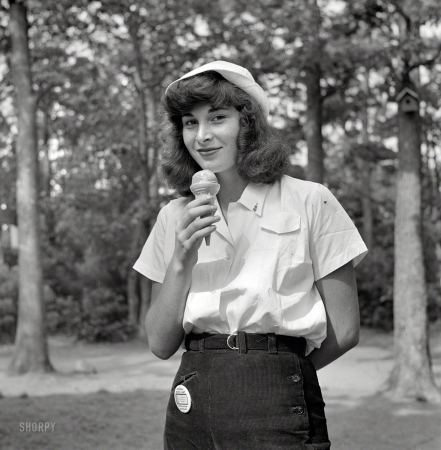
[158,71,289,196]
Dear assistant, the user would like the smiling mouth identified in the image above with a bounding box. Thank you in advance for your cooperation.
[197,147,220,155]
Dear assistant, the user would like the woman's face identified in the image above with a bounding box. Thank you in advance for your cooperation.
[182,104,240,175]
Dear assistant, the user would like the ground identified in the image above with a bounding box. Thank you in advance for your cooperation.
[0,328,440,449]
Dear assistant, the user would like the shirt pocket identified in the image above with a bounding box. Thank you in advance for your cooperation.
[252,212,304,295]
[251,213,302,287]
[253,213,301,253]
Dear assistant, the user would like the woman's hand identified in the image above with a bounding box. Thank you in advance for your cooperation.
[173,196,220,268]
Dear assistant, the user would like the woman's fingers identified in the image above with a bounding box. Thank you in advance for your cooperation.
[177,215,219,247]
[178,223,217,252]
[175,197,220,257]
[179,198,217,230]
[188,214,220,235]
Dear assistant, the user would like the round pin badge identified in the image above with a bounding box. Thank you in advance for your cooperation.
[174,385,192,413]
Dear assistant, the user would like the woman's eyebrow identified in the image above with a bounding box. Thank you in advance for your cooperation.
[182,107,229,118]
[208,107,228,113]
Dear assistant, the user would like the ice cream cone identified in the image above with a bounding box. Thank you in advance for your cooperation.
[190,170,220,246]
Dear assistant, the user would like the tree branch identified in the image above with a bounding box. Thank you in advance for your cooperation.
[35,83,58,105]
[408,43,441,71]
[322,71,352,101]
[389,0,412,30]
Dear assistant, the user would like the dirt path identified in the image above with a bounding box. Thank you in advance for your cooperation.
[0,337,182,396]
[0,328,437,398]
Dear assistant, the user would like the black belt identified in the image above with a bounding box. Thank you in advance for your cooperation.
[185,332,306,356]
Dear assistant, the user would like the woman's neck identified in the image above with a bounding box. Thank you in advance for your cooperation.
[216,168,247,221]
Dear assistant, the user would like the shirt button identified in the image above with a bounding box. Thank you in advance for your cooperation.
[288,374,301,383]
[225,255,231,260]
[292,406,304,415]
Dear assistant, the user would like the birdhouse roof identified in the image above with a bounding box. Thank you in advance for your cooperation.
[396,87,419,102]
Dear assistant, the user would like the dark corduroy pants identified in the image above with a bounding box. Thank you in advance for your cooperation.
[164,340,330,449]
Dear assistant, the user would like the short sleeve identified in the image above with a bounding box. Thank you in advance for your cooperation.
[133,207,167,283]
[309,185,367,281]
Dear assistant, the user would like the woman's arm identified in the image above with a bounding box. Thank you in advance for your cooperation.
[307,261,360,371]
[145,196,219,360]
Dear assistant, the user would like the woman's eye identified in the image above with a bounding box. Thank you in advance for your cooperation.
[183,119,196,127]
[212,115,226,122]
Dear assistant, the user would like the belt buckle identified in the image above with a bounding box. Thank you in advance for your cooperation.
[227,333,239,350]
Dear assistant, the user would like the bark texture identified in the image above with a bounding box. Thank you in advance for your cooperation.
[388,98,441,402]
[8,0,52,374]
[360,71,373,250]
[304,0,324,184]
[126,17,159,337]
[39,110,52,196]
[304,64,324,184]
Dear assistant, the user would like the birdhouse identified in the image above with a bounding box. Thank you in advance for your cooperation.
[396,87,419,113]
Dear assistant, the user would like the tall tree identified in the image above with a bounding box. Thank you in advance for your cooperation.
[7,0,52,374]
[303,0,324,183]
[125,7,159,336]
[358,69,373,250]
[388,0,441,402]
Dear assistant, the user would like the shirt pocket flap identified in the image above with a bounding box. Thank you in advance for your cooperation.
[260,213,301,234]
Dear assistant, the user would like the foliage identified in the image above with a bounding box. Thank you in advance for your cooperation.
[38,190,140,342]
[77,288,137,342]
[0,262,137,343]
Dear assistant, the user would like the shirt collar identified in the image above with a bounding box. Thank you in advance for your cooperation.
[238,182,270,217]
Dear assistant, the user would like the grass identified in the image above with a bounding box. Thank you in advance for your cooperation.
[0,390,169,450]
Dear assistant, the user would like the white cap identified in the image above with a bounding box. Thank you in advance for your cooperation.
[165,60,270,118]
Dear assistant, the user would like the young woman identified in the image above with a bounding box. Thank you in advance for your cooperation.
[134,61,367,449]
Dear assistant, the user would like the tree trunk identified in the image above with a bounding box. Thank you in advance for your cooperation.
[138,87,159,338]
[359,168,373,249]
[0,229,4,265]
[127,222,143,326]
[304,0,324,184]
[8,0,52,374]
[304,65,324,184]
[146,87,159,210]
[388,91,441,403]
[126,18,159,337]
[360,70,373,250]
[39,109,51,197]
[127,215,150,327]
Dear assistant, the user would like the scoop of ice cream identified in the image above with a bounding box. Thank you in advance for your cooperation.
[191,169,218,184]
[190,170,220,197]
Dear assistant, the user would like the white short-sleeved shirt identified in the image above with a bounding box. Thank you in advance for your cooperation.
[134,175,367,354]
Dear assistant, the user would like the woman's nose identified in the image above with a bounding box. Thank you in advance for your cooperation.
[196,124,212,143]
